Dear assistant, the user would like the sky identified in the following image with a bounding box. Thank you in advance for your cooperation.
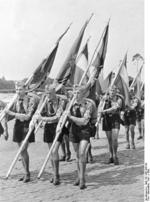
[0,0,144,81]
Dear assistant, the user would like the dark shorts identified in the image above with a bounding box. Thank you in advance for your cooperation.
[69,123,91,143]
[102,113,120,131]
[111,114,120,129]
[0,122,4,135]
[62,125,70,136]
[102,115,112,131]
[43,123,64,143]
[13,120,35,143]
[136,108,144,122]
[124,110,136,126]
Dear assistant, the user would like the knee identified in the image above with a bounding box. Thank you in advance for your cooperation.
[130,126,135,133]
[108,137,112,144]
[76,152,79,160]
[51,148,58,157]
[20,147,27,156]
[125,127,129,134]
[112,137,118,145]
[79,152,86,162]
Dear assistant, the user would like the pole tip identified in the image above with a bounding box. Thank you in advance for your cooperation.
[87,36,91,43]
[69,22,73,27]
[108,17,111,24]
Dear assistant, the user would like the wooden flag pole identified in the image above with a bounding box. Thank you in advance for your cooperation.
[129,63,144,90]
[6,97,48,178]
[79,20,110,86]
[96,52,127,126]
[5,25,71,178]
[37,19,110,179]
[0,74,34,122]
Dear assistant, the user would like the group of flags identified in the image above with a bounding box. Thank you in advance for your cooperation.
[24,14,144,106]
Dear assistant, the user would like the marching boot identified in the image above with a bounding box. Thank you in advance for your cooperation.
[79,178,87,190]
[79,162,87,189]
[18,176,24,181]
[23,172,30,183]
[53,160,60,185]
[73,161,80,186]
[107,157,114,164]
[73,178,80,186]
[65,152,71,162]
[50,159,54,183]
[88,145,93,163]
[114,157,119,165]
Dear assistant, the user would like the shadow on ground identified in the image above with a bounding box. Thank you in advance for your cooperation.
[0,146,144,190]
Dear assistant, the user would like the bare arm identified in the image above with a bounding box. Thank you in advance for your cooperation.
[102,98,122,114]
[69,102,92,126]
[41,99,66,123]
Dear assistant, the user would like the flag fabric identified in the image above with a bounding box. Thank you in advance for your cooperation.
[130,65,143,98]
[26,44,59,91]
[73,40,89,85]
[133,67,143,99]
[98,70,114,94]
[113,53,130,106]
[86,22,109,101]
[56,15,93,85]
[25,24,71,92]
[124,53,127,68]
[90,23,109,81]
[134,76,141,100]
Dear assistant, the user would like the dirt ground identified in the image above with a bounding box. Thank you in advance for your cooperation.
[0,121,144,202]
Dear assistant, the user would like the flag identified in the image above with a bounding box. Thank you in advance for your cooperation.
[73,39,89,85]
[90,22,109,81]
[56,14,93,85]
[26,44,58,91]
[87,21,109,101]
[133,67,143,99]
[113,53,130,106]
[124,53,127,68]
[98,70,114,94]
[25,24,71,91]
[130,64,143,87]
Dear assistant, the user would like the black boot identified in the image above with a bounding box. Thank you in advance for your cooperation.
[23,172,30,183]
[53,160,60,185]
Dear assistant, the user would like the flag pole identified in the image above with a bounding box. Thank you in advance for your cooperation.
[5,97,48,179]
[75,36,91,64]
[0,74,34,122]
[79,19,110,86]
[1,23,72,123]
[37,19,110,179]
[96,51,127,126]
[129,63,144,90]
[5,25,71,179]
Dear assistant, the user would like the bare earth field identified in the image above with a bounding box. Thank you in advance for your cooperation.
[0,121,144,202]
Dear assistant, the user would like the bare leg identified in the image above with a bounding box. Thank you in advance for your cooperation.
[64,135,71,161]
[112,128,119,165]
[125,126,130,149]
[47,143,54,183]
[85,140,93,163]
[105,131,113,162]
[18,141,30,182]
[79,140,89,189]
[137,121,142,139]
[72,143,80,185]
[51,141,61,185]
[95,124,100,139]
[141,119,144,140]
[59,139,66,161]
[130,125,135,149]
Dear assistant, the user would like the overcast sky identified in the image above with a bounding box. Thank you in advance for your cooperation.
[0,0,144,81]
